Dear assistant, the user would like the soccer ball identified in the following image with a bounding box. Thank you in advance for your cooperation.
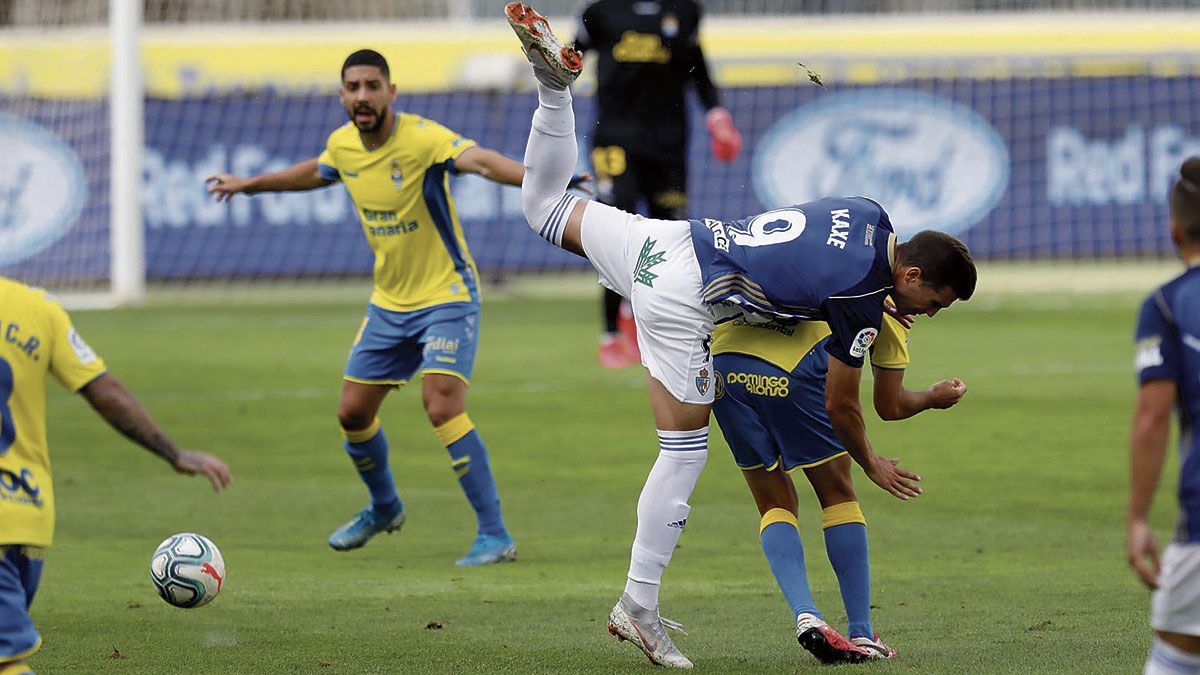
[149,532,225,608]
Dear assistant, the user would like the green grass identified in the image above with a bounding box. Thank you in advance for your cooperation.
[26,290,1167,673]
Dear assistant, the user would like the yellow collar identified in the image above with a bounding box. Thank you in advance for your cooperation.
[887,233,896,268]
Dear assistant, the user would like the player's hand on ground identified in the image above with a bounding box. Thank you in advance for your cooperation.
[1127,519,1161,589]
[567,172,594,195]
[865,455,922,500]
[929,378,967,408]
[205,174,247,202]
[883,297,915,329]
[173,449,233,492]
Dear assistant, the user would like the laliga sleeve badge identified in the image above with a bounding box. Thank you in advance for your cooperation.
[849,327,879,359]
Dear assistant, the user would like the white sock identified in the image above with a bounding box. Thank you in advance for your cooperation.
[1147,638,1200,674]
[623,428,709,610]
[521,83,579,247]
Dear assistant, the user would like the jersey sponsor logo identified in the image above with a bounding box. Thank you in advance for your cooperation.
[0,465,42,507]
[753,90,1008,237]
[703,219,730,252]
[695,368,710,395]
[612,31,671,64]
[68,327,98,365]
[725,371,790,398]
[850,328,879,358]
[343,170,359,178]
[634,237,667,287]
[864,223,876,246]
[0,113,87,266]
[1135,335,1164,372]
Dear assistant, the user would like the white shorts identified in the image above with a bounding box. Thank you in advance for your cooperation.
[1152,543,1200,636]
[579,201,716,405]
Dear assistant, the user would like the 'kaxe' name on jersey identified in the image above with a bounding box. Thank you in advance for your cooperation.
[826,209,850,249]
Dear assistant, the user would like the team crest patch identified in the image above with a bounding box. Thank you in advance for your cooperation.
[849,327,879,358]
[695,368,711,395]
[390,159,403,190]
[634,237,667,287]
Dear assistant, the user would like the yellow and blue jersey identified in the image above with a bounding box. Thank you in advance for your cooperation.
[318,113,480,312]
[691,196,896,368]
[711,312,910,373]
[0,277,106,547]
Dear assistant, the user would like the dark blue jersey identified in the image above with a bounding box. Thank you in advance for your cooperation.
[689,196,895,368]
[1135,266,1200,543]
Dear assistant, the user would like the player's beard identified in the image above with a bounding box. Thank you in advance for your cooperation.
[349,104,387,133]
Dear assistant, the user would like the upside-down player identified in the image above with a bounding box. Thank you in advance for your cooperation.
[712,312,966,664]
[1129,156,1200,675]
[0,276,230,675]
[207,50,583,566]
[506,3,976,667]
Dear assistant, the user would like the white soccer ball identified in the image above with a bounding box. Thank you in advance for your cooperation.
[149,532,225,608]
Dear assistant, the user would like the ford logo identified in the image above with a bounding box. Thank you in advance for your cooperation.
[753,89,1009,237]
[0,112,86,266]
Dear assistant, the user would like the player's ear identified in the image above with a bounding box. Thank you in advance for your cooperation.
[903,266,923,284]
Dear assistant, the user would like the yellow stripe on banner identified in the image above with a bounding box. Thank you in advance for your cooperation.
[435,413,473,447]
[6,15,1200,98]
[759,507,799,534]
[822,502,866,529]
[343,417,381,444]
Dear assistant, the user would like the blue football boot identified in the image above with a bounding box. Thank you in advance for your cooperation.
[328,501,406,551]
[455,532,517,567]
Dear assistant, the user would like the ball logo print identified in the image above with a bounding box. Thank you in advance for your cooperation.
[0,112,87,267]
[753,90,1009,238]
[149,533,226,608]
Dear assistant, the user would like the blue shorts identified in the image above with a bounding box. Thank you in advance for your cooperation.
[344,302,479,386]
[712,348,846,473]
[0,546,44,662]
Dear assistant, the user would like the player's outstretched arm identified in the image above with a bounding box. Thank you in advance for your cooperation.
[826,357,921,500]
[456,146,592,194]
[79,373,232,492]
[872,368,967,421]
[206,157,331,202]
[1127,379,1176,589]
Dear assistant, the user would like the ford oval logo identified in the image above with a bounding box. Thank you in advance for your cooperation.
[0,113,86,266]
[753,90,1009,237]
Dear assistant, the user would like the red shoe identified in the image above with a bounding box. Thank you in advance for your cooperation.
[598,334,635,369]
[617,300,641,362]
[796,613,870,664]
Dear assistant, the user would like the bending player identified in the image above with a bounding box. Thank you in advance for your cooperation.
[0,275,230,675]
[207,50,583,566]
[506,3,976,668]
[1128,156,1200,675]
[712,312,966,664]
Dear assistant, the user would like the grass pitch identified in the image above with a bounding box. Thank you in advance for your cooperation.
[28,283,1166,673]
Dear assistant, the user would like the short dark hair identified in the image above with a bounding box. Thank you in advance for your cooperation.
[341,49,389,80]
[898,230,977,301]
[1171,157,1200,243]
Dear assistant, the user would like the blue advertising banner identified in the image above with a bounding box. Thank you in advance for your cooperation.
[2,74,1196,281]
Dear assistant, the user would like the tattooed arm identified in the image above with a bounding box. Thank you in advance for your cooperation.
[79,373,232,491]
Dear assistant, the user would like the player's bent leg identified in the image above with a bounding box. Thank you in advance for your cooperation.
[804,456,890,655]
[422,373,516,567]
[329,381,405,551]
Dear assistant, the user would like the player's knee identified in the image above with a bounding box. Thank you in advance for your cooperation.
[336,406,373,432]
[423,397,463,428]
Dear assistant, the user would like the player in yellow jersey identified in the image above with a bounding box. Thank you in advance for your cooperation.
[0,276,230,675]
[711,311,965,665]
[206,49,585,566]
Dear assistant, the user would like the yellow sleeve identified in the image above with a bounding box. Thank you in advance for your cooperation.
[46,301,106,392]
[317,131,340,182]
[869,314,910,370]
[416,117,477,167]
